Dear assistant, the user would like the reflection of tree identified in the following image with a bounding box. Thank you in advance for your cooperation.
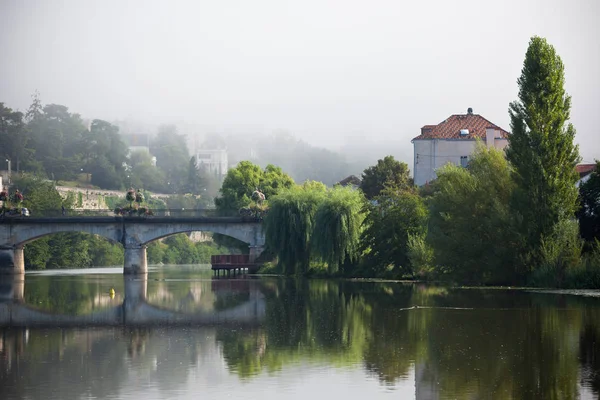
[217,279,373,378]
[6,273,600,398]
[362,283,418,384]
[415,291,584,399]
[24,275,122,315]
[580,309,600,396]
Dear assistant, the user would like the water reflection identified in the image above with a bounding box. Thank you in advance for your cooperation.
[1,272,600,399]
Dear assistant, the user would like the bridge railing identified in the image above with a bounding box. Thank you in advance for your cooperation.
[2,208,241,218]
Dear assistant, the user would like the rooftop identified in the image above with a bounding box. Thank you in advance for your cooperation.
[413,109,510,141]
[576,164,596,178]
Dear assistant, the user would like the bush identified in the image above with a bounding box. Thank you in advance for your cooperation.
[407,233,435,279]
[529,219,583,287]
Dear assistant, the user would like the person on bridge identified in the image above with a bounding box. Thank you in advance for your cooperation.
[61,205,66,216]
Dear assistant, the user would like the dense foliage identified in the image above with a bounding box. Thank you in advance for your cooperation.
[263,183,327,274]
[427,146,521,284]
[311,187,365,273]
[0,94,219,198]
[147,234,230,265]
[360,188,428,277]
[215,161,295,214]
[506,36,581,267]
[577,161,600,245]
[360,155,412,199]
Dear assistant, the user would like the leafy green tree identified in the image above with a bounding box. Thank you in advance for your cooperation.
[263,185,326,274]
[84,120,128,188]
[506,36,581,266]
[360,156,412,199]
[0,103,29,171]
[215,161,294,214]
[88,119,128,168]
[361,188,428,277]
[150,124,189,192]
[577,161,600,245]
[89,155,124,190]
[13,175,69,211]
[427,145,521,284]
[311,187,365,273]
[185,156,202,194]
[126,150,166,192]
[25,103,88,180]
[260,164,295,199]
[216,161,262,213]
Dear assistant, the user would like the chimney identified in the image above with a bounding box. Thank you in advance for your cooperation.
[467,107,473,115]
[486,127,495,148]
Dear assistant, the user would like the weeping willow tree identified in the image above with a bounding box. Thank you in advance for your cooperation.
[311,187,365,274]
[263,183,327,275]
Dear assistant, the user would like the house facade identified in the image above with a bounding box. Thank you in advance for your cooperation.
[195,149,228,181]
[412,108,510,186]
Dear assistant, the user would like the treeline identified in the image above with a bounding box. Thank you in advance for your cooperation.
[216,37,600,288]
[204,131,364,186]
[0,94,219,197]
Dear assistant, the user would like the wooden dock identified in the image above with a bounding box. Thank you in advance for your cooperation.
[211,254,259,276]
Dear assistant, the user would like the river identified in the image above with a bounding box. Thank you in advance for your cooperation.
[1,266,599,399]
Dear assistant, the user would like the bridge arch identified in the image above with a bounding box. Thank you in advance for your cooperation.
[0,217,265,274]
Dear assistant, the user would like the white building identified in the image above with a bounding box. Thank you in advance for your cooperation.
[195,149,228,180]
[412,108,510,186]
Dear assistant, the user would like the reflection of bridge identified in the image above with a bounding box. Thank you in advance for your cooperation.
[0,210,265,274]
[0,276,265,327]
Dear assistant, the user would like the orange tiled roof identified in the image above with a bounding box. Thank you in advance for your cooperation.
[413,113,510,140]
[576,164,596,178]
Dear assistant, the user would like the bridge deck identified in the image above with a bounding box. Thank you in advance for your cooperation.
[211,254,259,275]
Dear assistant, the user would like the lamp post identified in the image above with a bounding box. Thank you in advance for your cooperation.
[5,159,11,184]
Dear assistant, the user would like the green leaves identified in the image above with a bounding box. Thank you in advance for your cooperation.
[506,36,581,266]
[311,187,365,273]
[427,145,521,284]
[215,161,295,214]
[360,156,412,199]
[263,185,326,274]
[577,161,600,244]
[361,188,428,277]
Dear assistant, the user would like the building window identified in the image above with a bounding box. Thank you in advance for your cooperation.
[460,156,469,168]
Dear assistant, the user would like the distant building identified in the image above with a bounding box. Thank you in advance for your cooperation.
[336,175,362,189]
[195,149,228,180]
[577,164,597,187]
[412,108,510,186]
[120,133,157,165]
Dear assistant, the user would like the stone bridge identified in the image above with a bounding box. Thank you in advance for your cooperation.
[0,215,265,274]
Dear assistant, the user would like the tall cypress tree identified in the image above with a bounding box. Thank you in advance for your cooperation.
[506,36,580,265]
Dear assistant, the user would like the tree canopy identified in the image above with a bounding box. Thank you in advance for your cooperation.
[360,156,412,199]
[577,161,600,245]
[215,161,295,214]
[506,36,581,265]
[427,145,521,284]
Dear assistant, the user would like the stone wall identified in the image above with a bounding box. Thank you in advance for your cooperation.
[56,186,170,210]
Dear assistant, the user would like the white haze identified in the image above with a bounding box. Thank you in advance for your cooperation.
[1,0,599,165]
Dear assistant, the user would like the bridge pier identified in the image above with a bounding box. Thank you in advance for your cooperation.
[0,274,24,302]
[248,245,265,263]
[0,246,25,275]
[124,277,148,302]
[124,246,148,275]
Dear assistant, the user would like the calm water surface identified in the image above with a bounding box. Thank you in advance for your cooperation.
[1,266,600,399]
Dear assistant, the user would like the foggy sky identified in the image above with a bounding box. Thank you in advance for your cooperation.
[1,0,599,163]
